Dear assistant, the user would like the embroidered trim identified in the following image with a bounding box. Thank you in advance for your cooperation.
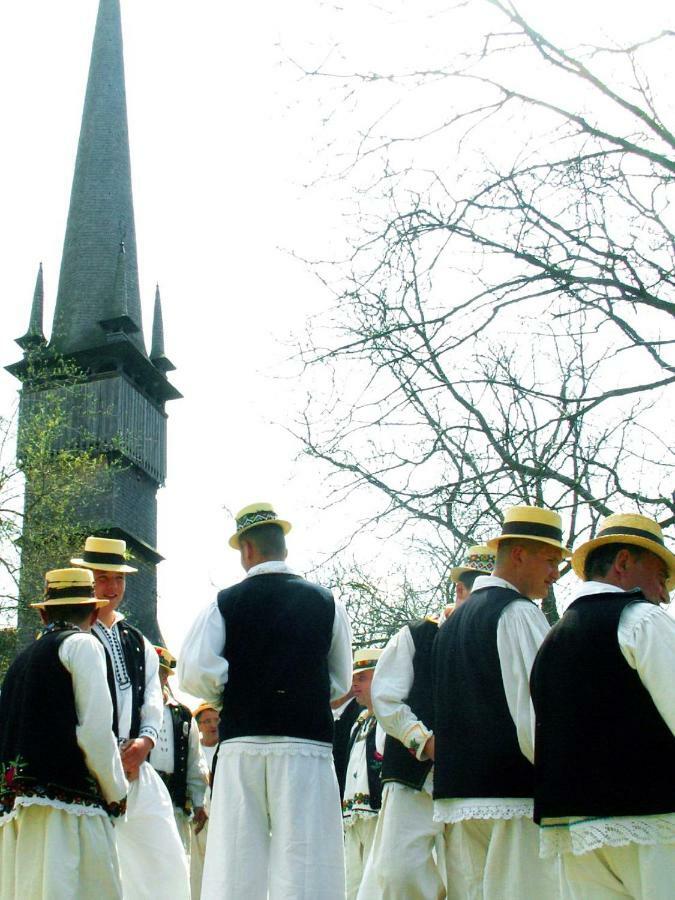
[94,623,131,690]
[219,739,332,759]
[539,815,675,858]
[433,800,534,824]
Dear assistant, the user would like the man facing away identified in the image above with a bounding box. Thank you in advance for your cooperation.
[531,512,675,899]
[0,568,127,900]
[72,535,190,900]
[361,544,495,900]
[432,506,567,900]
[149,646,209,856]
[179,502,353,900]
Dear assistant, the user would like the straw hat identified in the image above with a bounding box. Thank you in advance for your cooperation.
[193,702,219,719]
[450,545,496,583]
[353,647,383,672]
[228,502,292,549]
[31,567,107,610]
[71,536,138,573]
[487,506,571,557]
[155,646,177,675]
[572,513,675,590]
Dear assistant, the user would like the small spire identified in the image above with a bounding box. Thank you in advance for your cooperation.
[150,283,175,372]
[16,263,47,350]
[99,241,139,335]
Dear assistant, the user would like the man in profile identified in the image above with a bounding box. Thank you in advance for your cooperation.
[179,502,353,899]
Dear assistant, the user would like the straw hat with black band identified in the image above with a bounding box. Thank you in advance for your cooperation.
[487,506,571,557]
[31,567,108,610]
[572,513,675,592]
[450,545,496,583]
[228,502,292,550]
[353,648,383,672]
[155,646,177,676]
[71,536,138,574]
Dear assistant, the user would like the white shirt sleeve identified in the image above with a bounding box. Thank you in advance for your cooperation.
[59,633,128,805]
[328,597,353,701]
[371,625,433,759]
[178,600,228,705]
[186,717,210,808]
[618,602,675,735]
[139,637,163,746]
[497,600,550,764]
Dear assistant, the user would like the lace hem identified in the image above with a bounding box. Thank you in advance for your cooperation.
[220,739,332,759]
[433,799,533,824]
[0,794,109,826]
[539,815,675,858]
[343,808,379,827]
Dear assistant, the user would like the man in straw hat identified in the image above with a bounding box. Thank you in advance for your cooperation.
[149,647,209,856]
[360,545,495,900]
[342,648,384,900]
[0,568,127,900]
[72,535,190,900]
[189,702,220,900]
[179,502,353,900]
[432,507,568,899]
[530,512,675,899]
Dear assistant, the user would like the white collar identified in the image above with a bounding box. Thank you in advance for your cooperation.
[570,580,629,601]
[246,560,295,578]
[473,574,521,595]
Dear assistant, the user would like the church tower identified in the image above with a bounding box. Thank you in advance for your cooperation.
[8,0,179,642]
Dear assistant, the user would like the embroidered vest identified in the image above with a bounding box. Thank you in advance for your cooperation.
[217,574,335,743]
[433,586,535,800]
[381,617,437,791]
[94,620,146,739]
[531,591,675,822]
[154,702,193,813]
[333,698,362,800]
[344,714,382,812]
[0,629,117,818]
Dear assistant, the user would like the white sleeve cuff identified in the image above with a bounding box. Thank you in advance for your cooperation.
[402,722,433,760]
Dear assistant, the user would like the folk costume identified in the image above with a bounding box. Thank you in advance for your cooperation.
[342,649,385,900]
[362,546,495,900]
[333,696,362,799]
[73,536,190,900]
[179,503,353,900]
[150,647,209,855]
[531,514,675,900]
[189,703,219,900]
[432,507,567,900]
[0,569,127,900]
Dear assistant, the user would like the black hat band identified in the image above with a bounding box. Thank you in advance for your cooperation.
[46,585,95,601]
[501,521,563,542]
[598,525,664,547]
[82,550,127,566]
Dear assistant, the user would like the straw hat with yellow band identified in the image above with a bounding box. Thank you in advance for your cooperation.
[572,513,675,591]
[450,545,496,583]
[31,567,108,610]
[155,645,177,675]
[193,701,219,720]
[353,647,383,672]
[487,506,571,557]
[228,502,292,550]
[71,536,138,573]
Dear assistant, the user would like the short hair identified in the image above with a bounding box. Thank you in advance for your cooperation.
[457,570,482,592]
[240,523,286,558]
[43,603,98,625]
[496,537,550,565]
[195,707,217,723]
[584,542,645,581]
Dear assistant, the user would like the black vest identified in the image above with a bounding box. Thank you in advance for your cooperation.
[153,702,193,813]
[0,628,114,817]
[217,573,336,744]
[381,618,437,791]
[333,698,362,800]
[344,713,382,812]
[94,620,146,739]
[531,590,675,823]
[432,586,535,800]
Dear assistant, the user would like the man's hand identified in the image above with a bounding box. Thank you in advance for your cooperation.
[193,806,208,834]
[121,736,153,780]
[422,735,435,761]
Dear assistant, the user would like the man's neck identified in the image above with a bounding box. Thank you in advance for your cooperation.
[97,608,118,629]
[492,567,527,597]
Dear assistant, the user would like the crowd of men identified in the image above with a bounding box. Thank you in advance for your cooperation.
[0,500,673,899]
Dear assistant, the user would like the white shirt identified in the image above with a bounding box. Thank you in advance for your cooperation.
[539,581,675,856]
[178,561,354,746]
[434,575,550,824]
[3,631,127,820]
[149,701,210,809]
[93,613,163,746]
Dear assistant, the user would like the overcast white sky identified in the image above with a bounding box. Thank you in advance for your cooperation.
[1,0,672,701]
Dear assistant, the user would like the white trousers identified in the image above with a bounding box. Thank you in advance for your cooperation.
[359,782,445,900]
[115,762,190,900]
[190,818,209,900]
[0,805,122,900]
[562,842,675,899]
[345,816,378,900]
[444,816,562,900]
[202,741,345,900]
